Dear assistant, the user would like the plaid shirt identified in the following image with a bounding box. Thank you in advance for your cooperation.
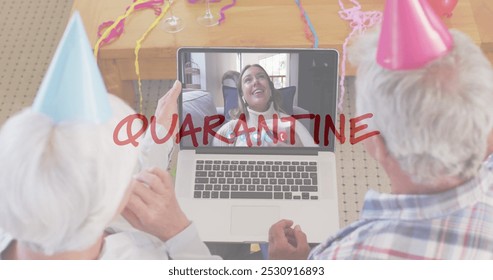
[309,157,493,259]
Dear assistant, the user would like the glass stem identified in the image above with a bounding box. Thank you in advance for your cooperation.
[168,0,175,18]
[168,0,178,25]
[205,0,212,18]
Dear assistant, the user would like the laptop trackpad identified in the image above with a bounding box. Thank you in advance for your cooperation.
[230,206,280,236]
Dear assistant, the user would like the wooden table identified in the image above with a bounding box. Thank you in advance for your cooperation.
[72,0,482,105]
[470,0,493,60]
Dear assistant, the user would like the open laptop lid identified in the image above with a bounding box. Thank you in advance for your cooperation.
[177,47,339,155]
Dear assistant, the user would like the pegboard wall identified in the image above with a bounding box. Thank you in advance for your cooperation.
[0,0,391,228]
[0,0,73,121]
[335,77,391,226]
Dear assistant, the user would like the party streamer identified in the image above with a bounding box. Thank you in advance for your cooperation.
[218,0,236,24]
[187,0,221,3]
[337,0,382,112]
[135,2,171,114]
[294,0,319,48]
[94,0,170,113]
[94,0,165,57]
[94,2,140,58]
[97,20,124,47]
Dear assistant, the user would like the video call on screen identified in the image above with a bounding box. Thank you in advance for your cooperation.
[178,49,339,151]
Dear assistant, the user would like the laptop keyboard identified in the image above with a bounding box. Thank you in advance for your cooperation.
[193,160,318,200]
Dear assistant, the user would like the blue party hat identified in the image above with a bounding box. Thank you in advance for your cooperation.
[32,12,111,123]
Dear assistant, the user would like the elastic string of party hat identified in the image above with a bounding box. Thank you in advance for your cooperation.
[337,0,382,112]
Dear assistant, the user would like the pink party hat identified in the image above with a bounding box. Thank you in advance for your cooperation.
[376,0,453,70]
[32,12,111,123]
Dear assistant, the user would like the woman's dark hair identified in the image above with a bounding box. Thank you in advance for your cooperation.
[230,64,284,120]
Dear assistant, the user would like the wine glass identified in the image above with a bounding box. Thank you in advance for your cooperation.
[162,0,185,33]
[196,0,219,27]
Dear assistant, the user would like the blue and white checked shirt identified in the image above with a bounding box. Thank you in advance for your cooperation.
[309,157,493,259]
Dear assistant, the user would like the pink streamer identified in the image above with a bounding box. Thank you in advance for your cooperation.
[97,20,125,45]
[188,0,221,3]
[218,0,236,25]
[337,0,382,113]
[97,0,164,47]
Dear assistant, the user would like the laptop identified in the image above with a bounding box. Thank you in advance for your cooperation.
[175,48,340,243]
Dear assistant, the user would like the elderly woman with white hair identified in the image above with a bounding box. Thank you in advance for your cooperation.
[268,0,493,260]
[0,13,218,260]
[0,83,219,260]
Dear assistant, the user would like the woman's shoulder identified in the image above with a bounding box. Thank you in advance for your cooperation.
[217,119,239,132]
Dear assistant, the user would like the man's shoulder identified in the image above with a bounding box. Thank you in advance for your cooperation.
[311,206,493,259]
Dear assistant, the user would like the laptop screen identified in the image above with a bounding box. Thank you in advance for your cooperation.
[177,48,339,153]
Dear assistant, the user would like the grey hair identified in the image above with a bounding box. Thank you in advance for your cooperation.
[0,95,139,255]
[350,29,493,185]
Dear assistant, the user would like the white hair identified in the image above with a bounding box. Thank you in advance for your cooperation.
[350,29,493,185]
[0,95,139,255]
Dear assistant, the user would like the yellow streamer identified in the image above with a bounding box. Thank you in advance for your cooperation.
[135,2,170,114]
[93,0,149,58]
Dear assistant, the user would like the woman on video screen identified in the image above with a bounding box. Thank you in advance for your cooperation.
[213,64,316,147]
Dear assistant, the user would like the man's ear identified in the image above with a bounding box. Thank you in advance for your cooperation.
[363,134,391,165]
[486,129,493,157]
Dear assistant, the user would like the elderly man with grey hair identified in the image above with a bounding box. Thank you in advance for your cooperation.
[267,24,493,260]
